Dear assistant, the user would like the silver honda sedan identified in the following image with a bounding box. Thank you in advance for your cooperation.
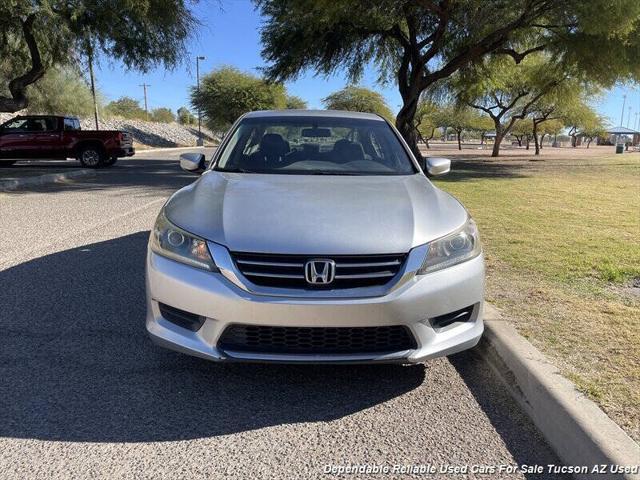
[145,110,484,363]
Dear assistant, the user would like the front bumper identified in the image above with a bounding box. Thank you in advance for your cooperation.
[113,146,135,157]
[145,248,485,364]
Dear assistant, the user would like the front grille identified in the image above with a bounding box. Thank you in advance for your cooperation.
[218,324,417,355]
[231,252,406,289]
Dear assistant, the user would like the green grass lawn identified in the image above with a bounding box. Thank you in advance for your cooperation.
[433,151,640,441]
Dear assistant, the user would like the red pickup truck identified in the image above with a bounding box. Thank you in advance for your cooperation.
[0,115,135,168]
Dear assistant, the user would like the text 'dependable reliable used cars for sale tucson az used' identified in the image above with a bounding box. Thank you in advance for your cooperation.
[145,110,485,363]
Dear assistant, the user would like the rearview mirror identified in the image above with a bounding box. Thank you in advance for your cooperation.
[302,127,331,138]
[180,152,206,174]
[425,157,451,176]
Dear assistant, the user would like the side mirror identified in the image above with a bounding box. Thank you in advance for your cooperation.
[425,157,451,176]
[180,152,206,174]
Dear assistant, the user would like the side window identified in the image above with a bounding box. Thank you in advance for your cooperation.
[26,118,56,132]
[2,119,29,131]
[64,118,79,131]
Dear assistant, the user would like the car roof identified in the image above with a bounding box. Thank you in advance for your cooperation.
[242,109,386,121]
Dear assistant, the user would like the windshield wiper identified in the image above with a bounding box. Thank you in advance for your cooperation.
[308,171,362,176]
[217,167,256,173]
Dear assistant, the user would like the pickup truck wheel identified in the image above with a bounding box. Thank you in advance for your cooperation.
[0,160,17,167]
[78,146,104,168]
[103,156,117,167]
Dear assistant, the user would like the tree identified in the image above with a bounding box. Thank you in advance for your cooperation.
[458,53,567,156]
[256,0,640,158]
[191,66,287,131]
[150,107,175,123]
[511,119,534,148]
[104,97,147,120]
[466,112,494,145]
[285,95,307,109]
[563,101,600,148]
[581,117,607,148]
[322,86,393,120]
[414,100,439,148]
[0,0,197,113]
[537,119,563,150]
[527,79,598,154]
[177,106,196,125]
[432,104,479,150]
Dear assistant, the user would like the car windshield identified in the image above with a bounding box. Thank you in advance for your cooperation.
[214,116,416,175]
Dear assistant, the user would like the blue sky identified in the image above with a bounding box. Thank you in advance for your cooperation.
[95,0,639,128]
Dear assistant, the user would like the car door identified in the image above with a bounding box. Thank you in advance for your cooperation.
[0,118,33,158]
[29,117,62,158]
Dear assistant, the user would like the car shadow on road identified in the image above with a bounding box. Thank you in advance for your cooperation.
[449,351,567,477]
[0,231,425,442]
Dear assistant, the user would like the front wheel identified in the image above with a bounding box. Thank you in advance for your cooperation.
[0,160,17,167]
[78,146,105,168]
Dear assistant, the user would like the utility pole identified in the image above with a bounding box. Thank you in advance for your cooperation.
[86,35,99,130]
[620,94,626,126]
[627,106,632,128]
[139,83,151,120]
[196,56,205,146]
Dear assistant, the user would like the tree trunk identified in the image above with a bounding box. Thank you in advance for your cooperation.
[0,15,45,112]
[491,135,504,157]
[540,133,546,149]
[525,134,530,150]
[587,138,592,148]
[396,100,421,160]
[515,135,522,147]
[457,130,462,150]
[533,123,540,156]
[491,119,504,157]
[426,127,435,149]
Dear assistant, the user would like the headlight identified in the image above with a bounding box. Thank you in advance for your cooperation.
[150,210,217,271]
[417,218,481,274]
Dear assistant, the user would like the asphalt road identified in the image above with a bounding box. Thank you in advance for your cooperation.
[0,150,565,479]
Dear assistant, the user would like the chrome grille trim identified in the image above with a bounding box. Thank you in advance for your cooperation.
[208,242,429,299]
[236,259,304,267]
[230,251,407,290]
[243,271,305,279]
[335,260,401,268]
[334,271,396,279]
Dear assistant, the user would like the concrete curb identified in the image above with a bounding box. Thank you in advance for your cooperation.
[479,304,640,479]
[0,169,94,191]
[134,145,208,153]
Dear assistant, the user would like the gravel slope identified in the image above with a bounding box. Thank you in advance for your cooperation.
[0,113,217,148]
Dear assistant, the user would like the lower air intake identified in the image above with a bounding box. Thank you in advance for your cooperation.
[218,324,417,355]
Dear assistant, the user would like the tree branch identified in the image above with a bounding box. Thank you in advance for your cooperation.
[0,15,45,112]
[494,44,546,63]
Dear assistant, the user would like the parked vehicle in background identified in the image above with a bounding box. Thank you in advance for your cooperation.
[146,110,485,364]
[0,115,135,167]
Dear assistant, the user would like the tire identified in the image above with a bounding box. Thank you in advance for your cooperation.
[102,156,118,167]
[0,160,17,167]
[78,145,105,168]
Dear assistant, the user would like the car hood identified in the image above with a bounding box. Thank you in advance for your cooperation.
[164,171,468,255]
